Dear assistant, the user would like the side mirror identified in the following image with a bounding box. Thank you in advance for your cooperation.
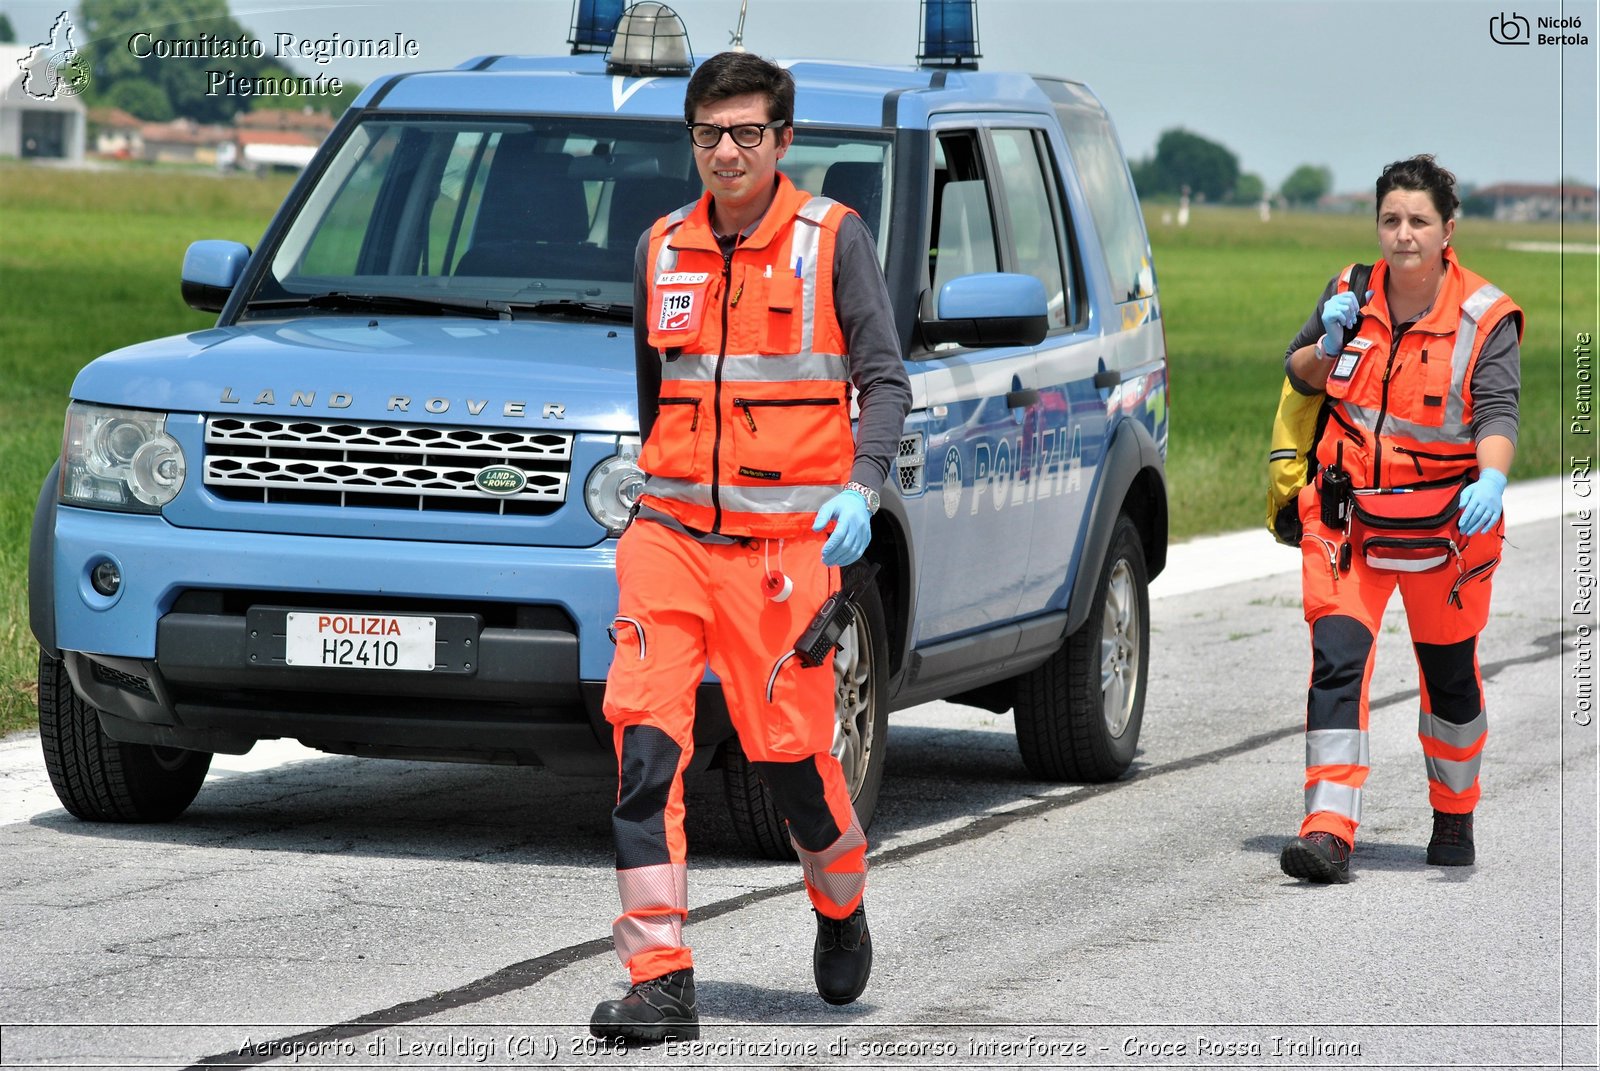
[181,240,251,313]
[919,272,1049,349]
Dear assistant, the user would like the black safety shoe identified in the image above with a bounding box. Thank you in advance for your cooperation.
[814,904,872,1005]
[1426,810,1475,866]
[590,968,699,1043]
[1280,830,1352,884]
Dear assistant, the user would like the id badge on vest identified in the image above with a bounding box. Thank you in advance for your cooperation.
[1328,336,1374,385]
[649,272,711,349]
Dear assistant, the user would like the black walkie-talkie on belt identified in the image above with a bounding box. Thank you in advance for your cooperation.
[793,562,880,668]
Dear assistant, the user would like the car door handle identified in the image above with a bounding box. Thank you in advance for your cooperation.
[1093,369,1121,390]
[1005,388,1040,409]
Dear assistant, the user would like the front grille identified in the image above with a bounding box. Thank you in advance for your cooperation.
[203,417,572,515]
[897,432,926,494]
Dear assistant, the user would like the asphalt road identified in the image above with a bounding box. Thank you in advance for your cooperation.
[1,491,1594,1070]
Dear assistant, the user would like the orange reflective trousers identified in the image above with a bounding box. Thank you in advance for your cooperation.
[603,519,865,983]
[1297,485,1502,845]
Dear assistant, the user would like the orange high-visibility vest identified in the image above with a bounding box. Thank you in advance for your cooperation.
[639,173,856,538]
[1316,249,1523,490]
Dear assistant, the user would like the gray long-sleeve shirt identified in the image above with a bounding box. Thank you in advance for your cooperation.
[632,206,912,492]
[1284,273,1521,445]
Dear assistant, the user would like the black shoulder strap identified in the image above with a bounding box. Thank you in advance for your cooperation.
[1347,262,1373,300]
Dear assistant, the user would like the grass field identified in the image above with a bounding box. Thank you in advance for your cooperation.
[0,165,1586,733]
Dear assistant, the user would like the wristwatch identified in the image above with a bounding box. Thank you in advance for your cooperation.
[844,481,881,514]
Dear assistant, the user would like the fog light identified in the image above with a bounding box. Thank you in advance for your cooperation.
[90,560,122,597]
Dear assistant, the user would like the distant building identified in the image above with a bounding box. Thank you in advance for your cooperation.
[87,106,143,158]
[138,117,234,166]
[231,107,336,171]
[234,128,322,171]
[0,43,87,161]
[1473,183,1598,222]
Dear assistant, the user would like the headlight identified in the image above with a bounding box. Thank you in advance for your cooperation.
[584,436,644,535]
[60,403,186,513]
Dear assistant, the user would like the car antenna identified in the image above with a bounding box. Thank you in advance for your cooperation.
[728,0,750,51]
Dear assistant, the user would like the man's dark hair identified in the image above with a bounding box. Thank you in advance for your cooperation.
[1376,154,1460,222]
[683,51,795,126]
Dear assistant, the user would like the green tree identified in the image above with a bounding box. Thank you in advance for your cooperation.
[1132,128,1241,201]
[78,0,297,123]
[0,14,16,42]
[104,78,174,120]
[1280,164,1333,207]
[1232,172,1266,204]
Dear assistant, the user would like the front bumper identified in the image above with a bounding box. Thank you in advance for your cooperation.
[48,508,649,770]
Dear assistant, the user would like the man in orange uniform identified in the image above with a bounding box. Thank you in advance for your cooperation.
[589,51,910,1041]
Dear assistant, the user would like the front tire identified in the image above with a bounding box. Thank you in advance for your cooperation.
[37,650,211,821]
[1014,514,1149,781]
[724,562,890,860]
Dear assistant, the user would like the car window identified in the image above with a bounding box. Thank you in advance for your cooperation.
[929,132,999,297]
[779,135,892,263]
[249,118,893,316]
[990,127,1073,330]
[1039,79,1154,303]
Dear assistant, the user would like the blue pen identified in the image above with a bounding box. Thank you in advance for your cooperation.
[794,256,803,278]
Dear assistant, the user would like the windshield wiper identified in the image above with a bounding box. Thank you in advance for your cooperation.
[509,299,633,323]
[249,291,512,320]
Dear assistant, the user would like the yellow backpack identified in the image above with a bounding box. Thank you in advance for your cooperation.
[1266,263,1371,545]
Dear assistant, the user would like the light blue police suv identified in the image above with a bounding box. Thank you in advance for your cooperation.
[29,2,1167,857]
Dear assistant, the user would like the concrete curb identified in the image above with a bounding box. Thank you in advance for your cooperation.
[1152,475,1571,599]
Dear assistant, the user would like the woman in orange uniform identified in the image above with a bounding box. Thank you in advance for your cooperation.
[1278,155,1522,884]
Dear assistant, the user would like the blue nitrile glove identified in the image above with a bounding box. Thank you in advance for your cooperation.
[1457,468,1507,535]
[1317,290,1363,358]
[814,490,872,566]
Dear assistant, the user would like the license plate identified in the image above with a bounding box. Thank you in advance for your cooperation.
[284,612,437,671]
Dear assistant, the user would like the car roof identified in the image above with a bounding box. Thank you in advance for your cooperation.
[354,54,1091,130]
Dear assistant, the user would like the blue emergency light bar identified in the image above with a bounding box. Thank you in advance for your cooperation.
[917,0,981,67]
[569,0,626,53]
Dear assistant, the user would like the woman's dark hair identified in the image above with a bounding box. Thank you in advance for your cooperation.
[1375,154,1460,221]
[684,51,795,127]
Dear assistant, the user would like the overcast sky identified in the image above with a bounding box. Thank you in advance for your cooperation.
[7,0,1597,190]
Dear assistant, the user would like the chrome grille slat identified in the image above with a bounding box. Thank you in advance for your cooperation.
[203,416,573,514]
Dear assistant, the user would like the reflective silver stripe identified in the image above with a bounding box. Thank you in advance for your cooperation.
[1306,729,1369,768]
[661,351,850,383]
[646,477,838,515]
[1424,752,1482,793]
[613,914,683,964]
[1441,283,1504,427]
[617,861,688,911]
[614,616,646,660]
[1336,399,1468,447]
[1306,779,1361,822]
[766,650,797,703]
[795,814,866,912]
[1366,550,1454,572]
[613,862,689,965]
[791,201,831,355]
[1419,709,1487,751]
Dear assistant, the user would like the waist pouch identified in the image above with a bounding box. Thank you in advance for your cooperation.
[1349,478,1468,572]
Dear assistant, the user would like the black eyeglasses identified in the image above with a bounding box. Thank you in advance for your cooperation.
[686,120,787,149]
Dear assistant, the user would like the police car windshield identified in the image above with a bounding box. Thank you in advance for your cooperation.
[240,118,891,318]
